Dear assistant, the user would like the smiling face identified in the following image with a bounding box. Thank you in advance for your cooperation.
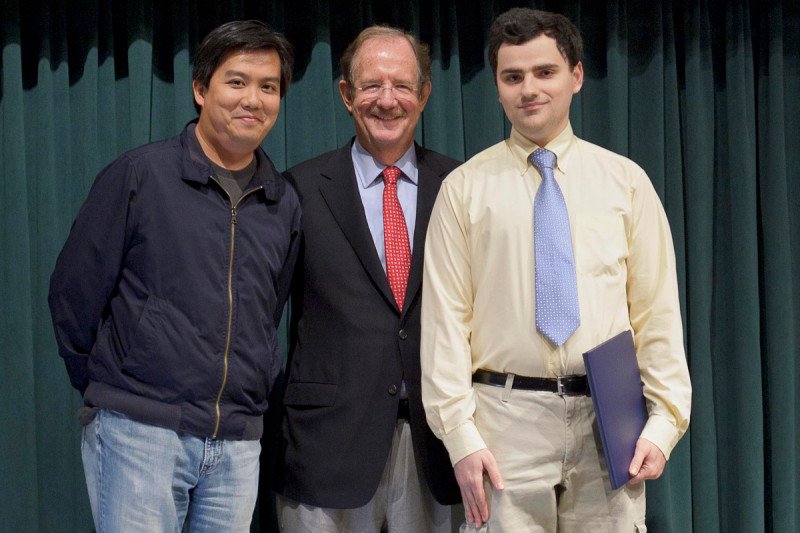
[339,36,431,165]
[496,34,583,147]
[193,48,282,169]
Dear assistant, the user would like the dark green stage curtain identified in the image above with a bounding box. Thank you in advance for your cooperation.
[2,0,798,531]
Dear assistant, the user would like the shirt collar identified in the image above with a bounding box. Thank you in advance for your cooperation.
[507,122,577,176]
[352,139,419,189]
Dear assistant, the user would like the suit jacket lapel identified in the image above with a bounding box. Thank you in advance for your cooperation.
[318,146,397,309]
[404,146,442,314]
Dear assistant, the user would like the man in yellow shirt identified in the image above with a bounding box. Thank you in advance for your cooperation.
[421,7,691,531]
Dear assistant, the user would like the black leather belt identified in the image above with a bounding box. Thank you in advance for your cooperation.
[397,399,410,420]
[473,369,590,396]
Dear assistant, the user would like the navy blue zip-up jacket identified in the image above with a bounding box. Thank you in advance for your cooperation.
[48,123,301,441]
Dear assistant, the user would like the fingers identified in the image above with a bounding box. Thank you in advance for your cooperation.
[459,484,483,528]
[628,438,666,484]
[455,456,487,527]
[484,452,505,491]
[454,449,502,528]
[628,440,647,478]
[458,472,485,526]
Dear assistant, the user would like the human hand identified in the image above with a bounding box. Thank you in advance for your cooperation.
[628,438,666,484]
[454,448,504,528]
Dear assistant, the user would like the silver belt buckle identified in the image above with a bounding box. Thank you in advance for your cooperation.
[556,376,565,396]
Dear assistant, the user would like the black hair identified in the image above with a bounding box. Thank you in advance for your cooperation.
[488,8,583,76]
[192,20,294,111]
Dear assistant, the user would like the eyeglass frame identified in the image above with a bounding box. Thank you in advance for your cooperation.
[353,82,419,99]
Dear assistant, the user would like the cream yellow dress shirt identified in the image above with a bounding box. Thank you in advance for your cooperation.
[421,123,691,466]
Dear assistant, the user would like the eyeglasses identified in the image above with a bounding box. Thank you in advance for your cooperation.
[355,83,417,99]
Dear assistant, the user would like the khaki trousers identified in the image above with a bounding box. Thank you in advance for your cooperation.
[278,420,454,533]
[461,383,647,533]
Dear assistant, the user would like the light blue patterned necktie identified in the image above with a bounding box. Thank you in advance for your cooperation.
[531,148,580,346]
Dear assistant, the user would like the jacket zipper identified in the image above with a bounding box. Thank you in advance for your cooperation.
[212,184,262,439]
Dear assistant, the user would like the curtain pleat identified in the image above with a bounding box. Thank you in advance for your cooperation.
[758,2,799,531]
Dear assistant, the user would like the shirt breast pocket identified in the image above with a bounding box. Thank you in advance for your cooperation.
[574,213,628,276]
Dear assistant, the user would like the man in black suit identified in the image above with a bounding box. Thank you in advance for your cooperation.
[274,25,461,532]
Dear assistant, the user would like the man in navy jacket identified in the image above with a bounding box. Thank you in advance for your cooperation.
[48,20,299,532]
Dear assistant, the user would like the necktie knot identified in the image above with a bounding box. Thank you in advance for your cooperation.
[530,148,557,175]
[383,165,401,186]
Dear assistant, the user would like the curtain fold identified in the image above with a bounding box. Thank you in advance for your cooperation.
[757,2,799,531]
[711,0,765,528]
[679,3,718,532]
[2,1,797,531]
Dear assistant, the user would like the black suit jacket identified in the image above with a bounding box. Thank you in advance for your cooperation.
[274,141,461,508]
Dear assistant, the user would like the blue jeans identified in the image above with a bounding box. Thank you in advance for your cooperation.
[82,409,260,532]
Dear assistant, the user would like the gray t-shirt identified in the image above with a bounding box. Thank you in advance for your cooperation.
[187,123,257,205]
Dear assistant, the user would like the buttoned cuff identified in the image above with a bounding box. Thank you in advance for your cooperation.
[441,420,488,466]
[639,414,682,460]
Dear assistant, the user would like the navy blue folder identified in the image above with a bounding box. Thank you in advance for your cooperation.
[582,330,647,490]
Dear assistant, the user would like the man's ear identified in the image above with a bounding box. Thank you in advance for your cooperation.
[417,80,432,110]
[192,80,206,108]
[339,79,355,115]
[571,62,584,94]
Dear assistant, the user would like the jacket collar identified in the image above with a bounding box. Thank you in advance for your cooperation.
[178,120,283,202]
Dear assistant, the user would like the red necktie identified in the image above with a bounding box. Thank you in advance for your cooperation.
[382,166,411,309]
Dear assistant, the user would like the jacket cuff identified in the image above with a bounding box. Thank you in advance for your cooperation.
[63,354,89,394]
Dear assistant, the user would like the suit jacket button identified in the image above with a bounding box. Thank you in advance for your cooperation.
[398,329,408,340]
[388,384,398,395]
